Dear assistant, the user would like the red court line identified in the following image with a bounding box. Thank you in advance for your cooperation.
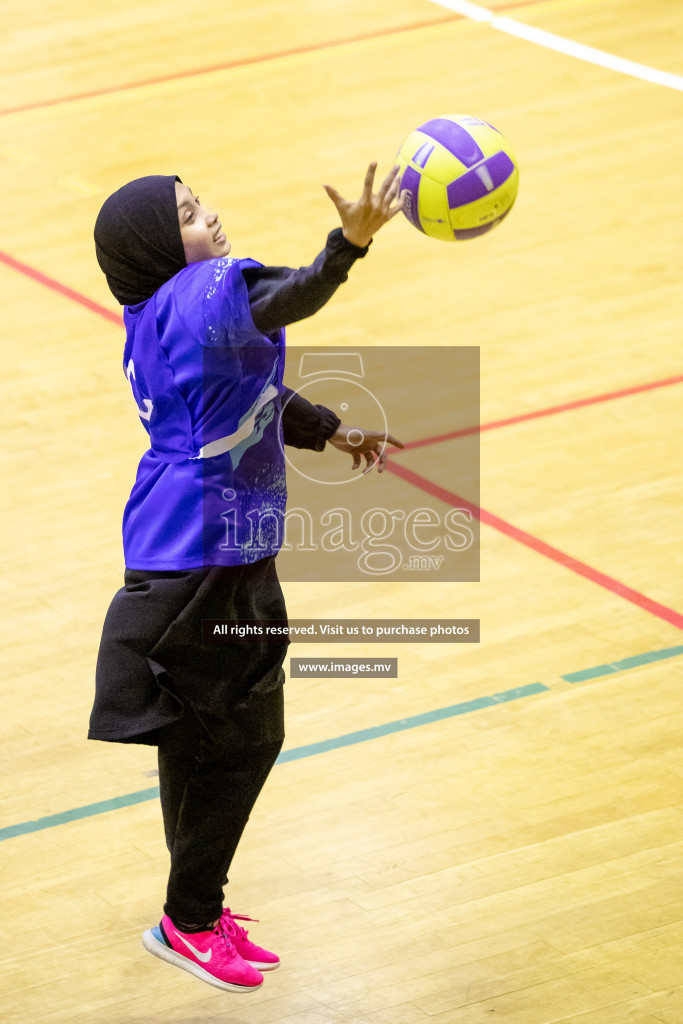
[2,248,682,447]
[396,374,683,452]
[5,242,681,628]
[0,0,538,119]
[386,460,683,630]
[0,250,122,325]
[0,14,463,117]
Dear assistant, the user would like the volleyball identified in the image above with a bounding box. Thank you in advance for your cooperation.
[396,114,519,241]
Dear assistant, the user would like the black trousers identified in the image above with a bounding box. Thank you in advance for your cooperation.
[89,556,289,924]
[158,685,285,926]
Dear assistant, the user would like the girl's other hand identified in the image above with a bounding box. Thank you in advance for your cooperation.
[328,423,405,474]
[323,164,407,248]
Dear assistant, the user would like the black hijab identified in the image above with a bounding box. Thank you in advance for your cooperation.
[94,174,187,305]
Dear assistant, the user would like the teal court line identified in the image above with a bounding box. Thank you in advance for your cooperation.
[1,644,682,843]
[0,684,546,842]
[562,644,683,683]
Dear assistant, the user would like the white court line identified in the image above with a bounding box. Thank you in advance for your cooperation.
[426,0,683,91]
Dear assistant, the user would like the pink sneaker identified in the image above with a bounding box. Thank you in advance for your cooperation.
[220,908,280,971]
[142,915,264,992]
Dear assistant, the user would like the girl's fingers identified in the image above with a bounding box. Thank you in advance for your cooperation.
[378,164,400,201]
[362,450,379,474]
[362,162,377,201]
[382,176,401,210]
[323,184,343,208]
[388,180,403,210]
[386,190,407,219]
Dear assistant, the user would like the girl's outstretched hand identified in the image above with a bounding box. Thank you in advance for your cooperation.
[324,164,406,248]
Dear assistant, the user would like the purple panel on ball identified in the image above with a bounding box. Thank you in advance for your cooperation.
[412,142,435,168]
[417,118,484,167]
[453,222,496,240]
[446,151,515,208]
[399,165,424,233]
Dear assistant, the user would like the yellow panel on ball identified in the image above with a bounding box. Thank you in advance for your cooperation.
[413,172,454,242]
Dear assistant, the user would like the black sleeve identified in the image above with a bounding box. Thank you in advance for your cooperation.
[243,228,370,334]
[280,387,341,452]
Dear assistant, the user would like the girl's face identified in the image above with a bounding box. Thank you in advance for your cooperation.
[175,181,231,263]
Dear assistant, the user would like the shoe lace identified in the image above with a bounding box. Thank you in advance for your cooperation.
[213,923,237,957]
[221,907,258,942]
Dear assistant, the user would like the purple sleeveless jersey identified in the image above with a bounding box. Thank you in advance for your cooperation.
[121,256,286,568]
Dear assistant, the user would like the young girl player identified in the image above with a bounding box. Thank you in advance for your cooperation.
[89,164,406,993]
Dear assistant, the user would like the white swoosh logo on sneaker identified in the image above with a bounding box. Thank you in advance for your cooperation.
[174,932,212,963]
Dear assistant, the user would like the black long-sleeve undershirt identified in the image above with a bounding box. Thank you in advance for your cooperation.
[243,227,369,333]
[242,228,370,451]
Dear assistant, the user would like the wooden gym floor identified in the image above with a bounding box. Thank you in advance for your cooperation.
[1,1,682,1021]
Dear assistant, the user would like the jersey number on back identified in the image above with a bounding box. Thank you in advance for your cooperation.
[126,360,154,421]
